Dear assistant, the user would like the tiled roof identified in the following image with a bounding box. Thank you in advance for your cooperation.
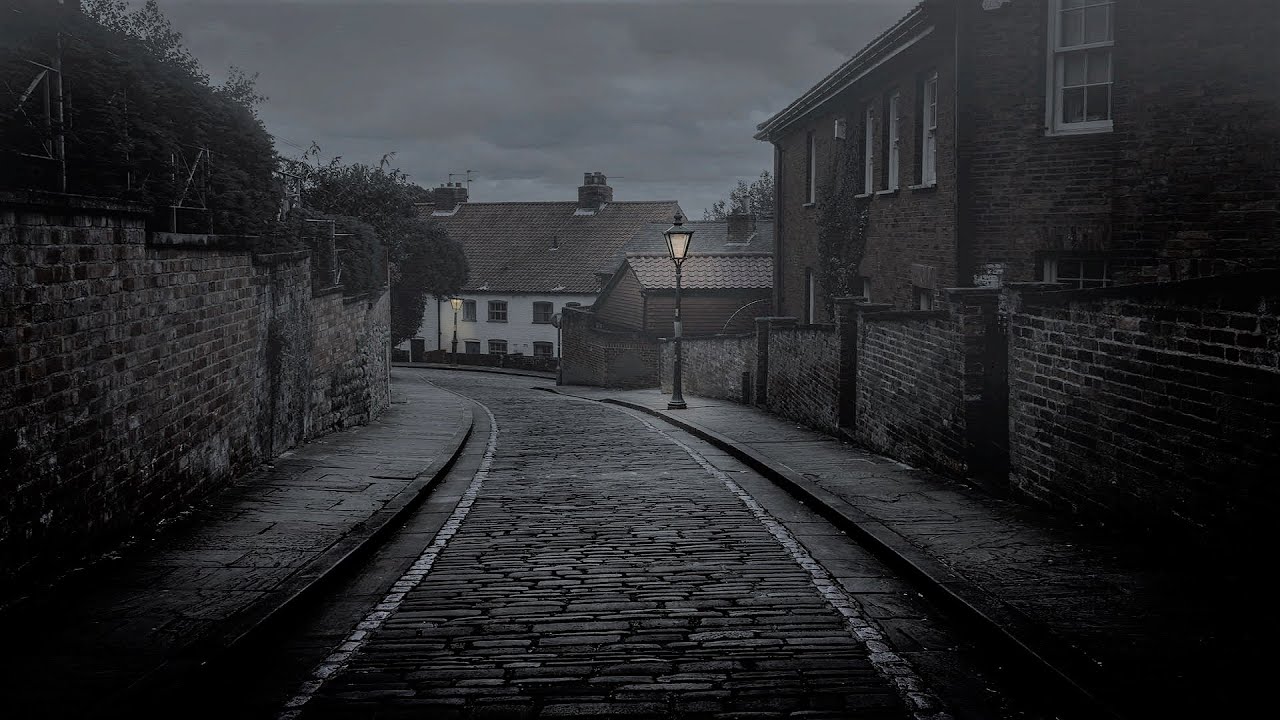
[621,219,774,260]
[420,200,682,294]
[627,253,773,291]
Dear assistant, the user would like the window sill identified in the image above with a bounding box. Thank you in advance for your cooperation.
[486,319,508,323]
[853,192,873,200]
[908,182,938,192]
[1045,122,1113,137]
[874,188,899,197]
[802,202,816,209]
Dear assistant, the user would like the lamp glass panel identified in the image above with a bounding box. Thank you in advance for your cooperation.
[667,232,692,260]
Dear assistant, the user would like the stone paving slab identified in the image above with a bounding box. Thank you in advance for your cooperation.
[0,370,474,720]
[555,385,1266,719]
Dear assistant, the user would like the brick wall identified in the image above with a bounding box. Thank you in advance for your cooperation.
[659,333,757,403]
[1007,271,1280,540]
[766,321,839,433]
[855,309,966,475]
[0,199,390,586]
[559,306,659,388]
[310,289,391,437]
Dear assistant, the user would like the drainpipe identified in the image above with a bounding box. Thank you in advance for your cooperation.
[953,0,973,287]
[772,140,784,314]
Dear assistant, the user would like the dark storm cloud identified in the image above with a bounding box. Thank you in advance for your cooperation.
[160,0,918,214]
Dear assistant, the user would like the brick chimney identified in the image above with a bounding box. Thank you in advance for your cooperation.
[433,182,469,211]
[577,172,613,211]
[727,210,756,242]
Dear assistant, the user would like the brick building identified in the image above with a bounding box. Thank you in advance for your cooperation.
[757,0,1280,317]
[593,214,775,336]
[403,174,680,359]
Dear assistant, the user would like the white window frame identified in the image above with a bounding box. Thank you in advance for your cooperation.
[461,299,476,322]
[834,117,847,140]
[487,300,507,322]
[1043,256,1111,288]
[863,105,875,193]
[1046,0,1115,135]
[464,340,481,354]
[805,131,816,205]
[921,72,938,186]
[887,92,901,190]
[532,341,554,358]
[488,339,508,355]
[532,301,554,324]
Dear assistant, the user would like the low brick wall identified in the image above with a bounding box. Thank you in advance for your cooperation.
[766,323,840,433]
[659,333,757,403]
[856,310,966,474]
[560,307,659,388]
[1007,272,1280,540]
[0,200,390,587]
[422,349,558,374]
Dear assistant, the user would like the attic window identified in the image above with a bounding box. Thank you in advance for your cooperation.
[834,118,847,140]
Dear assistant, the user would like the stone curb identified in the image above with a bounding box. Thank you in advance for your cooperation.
[547,388,1125,720]
[393,361,557,380]
[106,404,477,716]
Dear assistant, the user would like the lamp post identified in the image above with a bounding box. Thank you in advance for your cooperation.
[664,214,694,409]
[449,297,463,366]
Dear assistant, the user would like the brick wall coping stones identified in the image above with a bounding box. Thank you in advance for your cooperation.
[253,250,311,265]
[1013,270,1280,306]
[147,232,254,250]
[0,190,151,215]
[861,309,950,322]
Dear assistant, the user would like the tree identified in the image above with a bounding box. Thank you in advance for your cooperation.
[280,148,468,344]
[703,171,775,220]
[1,0,279,233]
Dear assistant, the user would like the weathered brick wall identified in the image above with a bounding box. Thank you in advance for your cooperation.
[309,289,391,436]
[659,334,757,403]
[962,0,1280,286]
[0,200,390,586]
[1007,271,1280,540]
[559,307,658,388]
[855,309,966,475]
[766,323,839,433]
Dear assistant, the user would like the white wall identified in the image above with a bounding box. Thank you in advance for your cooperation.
[406,292,594,356]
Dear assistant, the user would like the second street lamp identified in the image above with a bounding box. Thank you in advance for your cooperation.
[664,214,694,410]
[449,297,463,366]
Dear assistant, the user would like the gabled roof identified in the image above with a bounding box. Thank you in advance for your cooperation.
[755,1,933,141]
[626,253,774,291]
[420,200,682,294]
[622,218,775,259]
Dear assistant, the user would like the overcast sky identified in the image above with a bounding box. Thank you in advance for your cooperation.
[160,0,917,216]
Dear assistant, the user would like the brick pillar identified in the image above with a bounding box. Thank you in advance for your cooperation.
[761,317,798,412]
[833,297,862,430]
[850,303,892,433]
[754,317,771,407]
[945,287,1005,483]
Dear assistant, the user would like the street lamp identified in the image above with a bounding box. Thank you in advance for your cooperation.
[449,297,463,366]
[664,214,694,409]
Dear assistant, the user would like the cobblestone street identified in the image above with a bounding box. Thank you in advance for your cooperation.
[269,372,1023,720]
